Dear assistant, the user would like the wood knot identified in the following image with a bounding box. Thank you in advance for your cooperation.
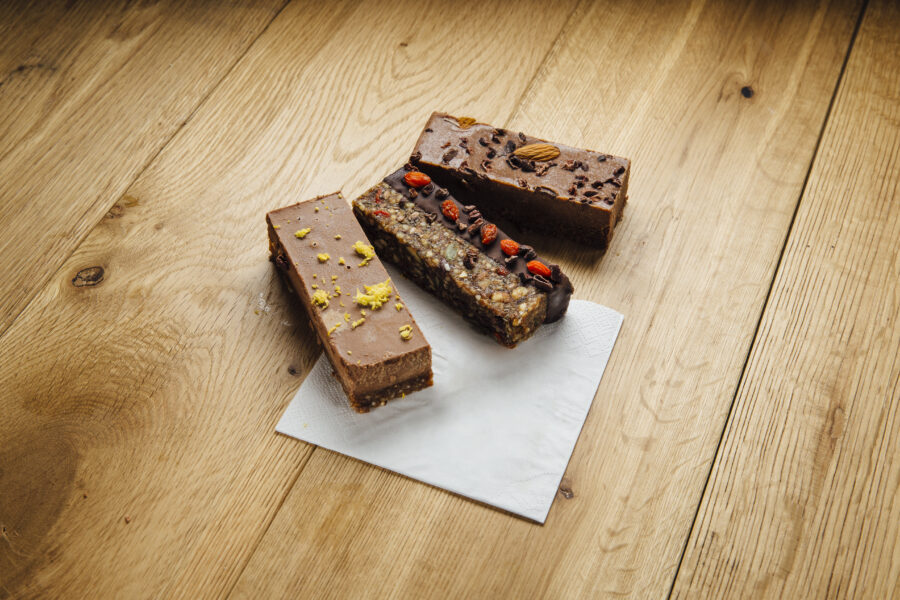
[287,365,299,376]
[558,478,574,499]
[740,85,754,99]
[72,266,104,287]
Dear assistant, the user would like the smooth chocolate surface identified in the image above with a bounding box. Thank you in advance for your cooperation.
[382,168,573,323]
[266,193,432,411]
[411,112,630,248]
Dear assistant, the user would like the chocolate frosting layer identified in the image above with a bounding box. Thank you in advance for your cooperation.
[384,168,573,322]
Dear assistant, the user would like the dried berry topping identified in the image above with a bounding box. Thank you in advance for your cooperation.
[500,239,520,256]
[441,148,458,163]
[404,171,431,188]
[527,260,552,277]
[481,223,498,245]
[495,266,510,276]
[374,188,383,202]
[441,199,459,221]
[374,209,390,217]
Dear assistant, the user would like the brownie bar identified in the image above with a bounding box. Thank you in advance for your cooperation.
[267,193,432,412]
[352,169,574,347]
[410,112,630,248]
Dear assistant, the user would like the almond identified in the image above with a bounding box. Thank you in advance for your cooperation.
[456,116,477,128]
[513,143,561,162]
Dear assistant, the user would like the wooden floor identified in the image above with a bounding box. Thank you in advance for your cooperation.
[1,0,897,597]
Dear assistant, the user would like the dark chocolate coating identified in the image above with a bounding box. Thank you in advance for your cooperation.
[384,169,573,323]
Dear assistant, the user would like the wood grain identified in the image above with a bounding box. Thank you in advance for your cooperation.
[0,1,578,597]
[231,1,864,598]
[672,1,900,597]
[0,0,286,335]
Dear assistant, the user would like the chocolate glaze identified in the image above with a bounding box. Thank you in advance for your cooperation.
[384,168,573,322]
[410,112,630,248]
[266,193,432,410]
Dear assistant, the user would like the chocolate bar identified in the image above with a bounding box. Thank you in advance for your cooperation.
[267,193,432,411]
[352,168,573,347]
[410,112,630,248]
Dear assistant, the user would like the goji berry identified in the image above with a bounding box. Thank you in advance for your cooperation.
[404,171,431,188]
[481,223,498,245]
[441,199,459,221]
[527,260,551,277]
[374,210,390,217]
[500,239,519,256]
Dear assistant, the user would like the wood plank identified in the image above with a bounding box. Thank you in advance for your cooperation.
[0,0,286,335]
[230,1,865,598]
[672,1,900,597]
[0,1,578,597]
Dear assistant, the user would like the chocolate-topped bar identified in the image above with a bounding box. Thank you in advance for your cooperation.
[410,112,630,248]
[267,193,432,412]
[353,168,573,347]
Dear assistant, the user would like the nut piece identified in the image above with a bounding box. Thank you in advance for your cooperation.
[456,116,477,128]
[513,143,561,162]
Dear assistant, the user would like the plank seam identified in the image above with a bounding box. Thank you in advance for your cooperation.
[0,0,293,341]
[664,0,872,596]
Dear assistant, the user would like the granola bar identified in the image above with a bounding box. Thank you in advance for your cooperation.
[352,169,573,347]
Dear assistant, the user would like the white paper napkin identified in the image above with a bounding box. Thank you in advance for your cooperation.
[276,265,623,523]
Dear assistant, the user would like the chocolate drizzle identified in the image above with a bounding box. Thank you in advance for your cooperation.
[384,169,573,322]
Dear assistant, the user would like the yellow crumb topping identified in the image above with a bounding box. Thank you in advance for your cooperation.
[314,207,319,213]
[311,284,318,289]
[328,322,342,335]
[399,324,413,341]
[344,313,351,322]
[317,253,330,263]
[353,241,376,266]
[272,224,280,229]
[395,302,403,311]
[311,289,329,309]
[331,275,338,281]
[294,228,311,238]
[333,285,342,297]
[338,257,346,266]
[351,317,365,329]
[334,234,342,240]
[354,279,393,310]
